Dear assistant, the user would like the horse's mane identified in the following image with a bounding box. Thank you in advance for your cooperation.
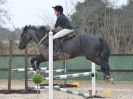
[23,25,50,32]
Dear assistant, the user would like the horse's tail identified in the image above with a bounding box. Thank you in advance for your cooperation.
[99,38,111,62]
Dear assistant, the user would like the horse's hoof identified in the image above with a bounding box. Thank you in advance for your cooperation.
[36,69,41,73]
[104,76,115,85]
[109,79,115,85]
[36,67,41,71]
[106,78,115,85]
[32,65,37,71]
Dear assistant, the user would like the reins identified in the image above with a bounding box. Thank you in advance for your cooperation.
[37,33,48,48]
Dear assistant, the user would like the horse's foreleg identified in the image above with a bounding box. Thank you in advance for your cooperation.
[35,55,46,70]
[31,55,44,71]
[31,56,38,71]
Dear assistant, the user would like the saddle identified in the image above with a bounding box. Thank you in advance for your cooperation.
[59,32,76,42]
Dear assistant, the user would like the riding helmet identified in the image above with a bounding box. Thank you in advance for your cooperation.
[52,5,63,14]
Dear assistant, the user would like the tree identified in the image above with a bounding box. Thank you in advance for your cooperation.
[0,0,7,26]
[71,0,133,54]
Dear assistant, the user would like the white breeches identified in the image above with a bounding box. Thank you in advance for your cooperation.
[53,29,74,39]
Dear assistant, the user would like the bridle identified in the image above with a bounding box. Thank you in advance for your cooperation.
[20,28,49,48]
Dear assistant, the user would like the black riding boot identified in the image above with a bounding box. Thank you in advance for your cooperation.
[54,38,63,54]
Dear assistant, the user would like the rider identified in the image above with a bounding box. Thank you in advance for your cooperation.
[50,5,74,54]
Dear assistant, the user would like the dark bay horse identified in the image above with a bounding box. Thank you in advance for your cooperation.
[19,25,112,80]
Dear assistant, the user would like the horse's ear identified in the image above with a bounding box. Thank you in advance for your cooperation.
[24,25,28,30]
[28,25,31,28]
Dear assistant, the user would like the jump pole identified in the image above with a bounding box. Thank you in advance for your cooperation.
[49,31,54,99]
[63,60,68,85]
[92,62,96,95]
[48,31,96,98]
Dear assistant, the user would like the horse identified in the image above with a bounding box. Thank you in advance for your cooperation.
[19,25,112,80]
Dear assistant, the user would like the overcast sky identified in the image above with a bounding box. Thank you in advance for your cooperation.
[4,0,128,30]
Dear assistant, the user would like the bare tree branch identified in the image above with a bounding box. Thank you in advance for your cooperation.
[0,0,8,26]
[0,0,7,4]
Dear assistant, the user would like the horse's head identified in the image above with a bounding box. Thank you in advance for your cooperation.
[19,25,32,50]
[19,25,50,50]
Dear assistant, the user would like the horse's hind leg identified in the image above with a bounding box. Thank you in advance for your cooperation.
[89,57,111,80]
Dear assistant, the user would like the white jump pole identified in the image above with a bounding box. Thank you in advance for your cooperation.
[92,62,96,96]
[49,31,54,99]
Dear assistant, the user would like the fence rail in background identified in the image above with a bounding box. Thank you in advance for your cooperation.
[1,54,133,56]
[1,68,133,73]
[0,40,39,94]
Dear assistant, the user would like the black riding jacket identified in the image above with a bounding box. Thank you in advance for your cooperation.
[54,14,73,29]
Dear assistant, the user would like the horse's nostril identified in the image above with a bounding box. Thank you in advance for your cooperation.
[18,42,23,50]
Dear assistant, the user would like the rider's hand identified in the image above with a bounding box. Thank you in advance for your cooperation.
[50,27,55,32]
[50,27,58,32]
